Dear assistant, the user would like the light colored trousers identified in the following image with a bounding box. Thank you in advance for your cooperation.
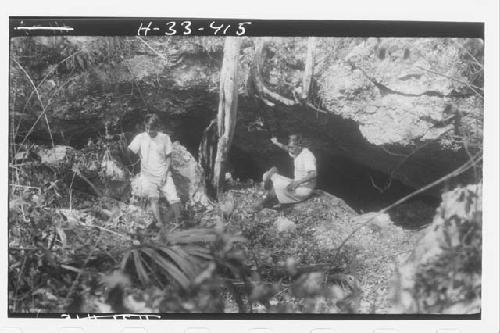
[133,173,180,203]
[271,174,313,204]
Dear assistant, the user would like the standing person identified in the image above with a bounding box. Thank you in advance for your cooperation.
[128,114,182,230]
[262,133,317,207]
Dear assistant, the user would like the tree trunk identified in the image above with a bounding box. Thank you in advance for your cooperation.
[199,120,218,198]
[250,38,297,106]
[199,37,241,199]
[301,37,316,100]
[249,37,317,105]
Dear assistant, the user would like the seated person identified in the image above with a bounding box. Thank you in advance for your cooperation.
[262,133,317,206]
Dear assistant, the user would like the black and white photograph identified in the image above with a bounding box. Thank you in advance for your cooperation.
[7,18,486,317]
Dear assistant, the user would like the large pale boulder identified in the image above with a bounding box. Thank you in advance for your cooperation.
[34,143,131,201]
[131,141,209,206]
[37,145,75,166]
[313,38,483,191]
[389,184,482,314]
[170,141,210,206]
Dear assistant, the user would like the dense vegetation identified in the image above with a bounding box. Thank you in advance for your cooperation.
[8,36,483,314]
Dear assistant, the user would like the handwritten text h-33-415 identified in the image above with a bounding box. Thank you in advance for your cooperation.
[137,21,252,36]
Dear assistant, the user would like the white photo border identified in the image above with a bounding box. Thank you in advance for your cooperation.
[1,0,498,332]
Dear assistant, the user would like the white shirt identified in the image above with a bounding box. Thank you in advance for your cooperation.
[128,132,172,179]
[293,148,316,188]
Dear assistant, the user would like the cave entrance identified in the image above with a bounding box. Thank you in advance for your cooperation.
[229,146,439,230]
[20,94,440,231]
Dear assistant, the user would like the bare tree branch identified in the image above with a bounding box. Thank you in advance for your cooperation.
[373,141,433,193]
[63,231,106,308]
[334,149,482,260]
[136,36,170,62]
[451,39,484,70]
[250,38,298,106]
[305,101,328,114]
[12,58,54,147]
[416,65,484,99]
[21,50,83,114]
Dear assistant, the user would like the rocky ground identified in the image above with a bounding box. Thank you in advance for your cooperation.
[10,138,481,314]
[9,154,482,314]
[196,185,426,313]
[9,142,443,314]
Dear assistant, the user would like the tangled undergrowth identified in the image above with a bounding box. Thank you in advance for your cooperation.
[8,152,481,314]
[8,157,376,314]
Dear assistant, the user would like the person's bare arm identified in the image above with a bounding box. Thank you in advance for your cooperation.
[270,137,289,152]
[287,170,317,191]
[127,147,137,157]
[163,135,173,181]
[165,154,172,176]
[127,134,141,159]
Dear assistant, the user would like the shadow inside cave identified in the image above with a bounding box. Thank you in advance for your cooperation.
[229,146,439,230]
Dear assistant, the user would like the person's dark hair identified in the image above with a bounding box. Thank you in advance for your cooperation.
[288,133,303,147]
[144,114,161,130]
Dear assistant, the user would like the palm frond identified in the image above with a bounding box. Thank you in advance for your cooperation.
[120,249,132,271]
[140,247,190,289]
[132,250,149,285]
[120,227,246,291]
[158,247,199,280]
[182,245,214,260]
[171,245,206,268]
[167,228,217,244]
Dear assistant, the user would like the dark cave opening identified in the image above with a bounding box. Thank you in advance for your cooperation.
[228,145,440,229]
[315,153,439,213]
[147,106,438,226]
[127,107,444,230]
[18,100,440,230]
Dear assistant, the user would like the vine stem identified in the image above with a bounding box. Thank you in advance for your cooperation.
[333,150,482,260]
[20,50,83,114]
[69,172,76,210]
[416,65,483,100]
[11,58,54,147]
[63,231,105,308]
